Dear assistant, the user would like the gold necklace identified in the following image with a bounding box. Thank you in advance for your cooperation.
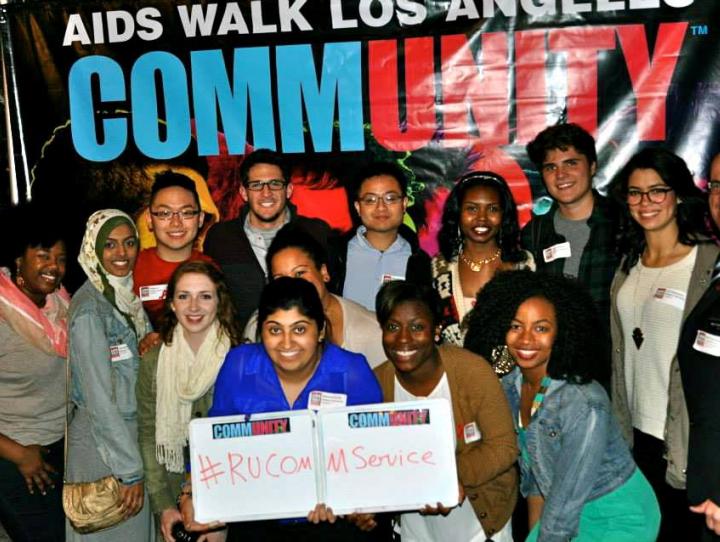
[459,247,501,272]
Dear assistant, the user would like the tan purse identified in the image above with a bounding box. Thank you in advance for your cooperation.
[62,358,125,534]
[63,476,125,534]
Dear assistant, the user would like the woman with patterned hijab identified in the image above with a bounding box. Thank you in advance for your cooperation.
[66,210,152,541]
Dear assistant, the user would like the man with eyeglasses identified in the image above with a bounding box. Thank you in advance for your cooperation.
[329,162,431,310]
[134,170,214,327]
[204,148,331,327]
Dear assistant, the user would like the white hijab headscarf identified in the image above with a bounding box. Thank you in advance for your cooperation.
[77,209,148,338]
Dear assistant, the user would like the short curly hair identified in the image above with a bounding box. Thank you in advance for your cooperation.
[464,270,606,384]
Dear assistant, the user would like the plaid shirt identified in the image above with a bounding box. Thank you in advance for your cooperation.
[521,191,620,328]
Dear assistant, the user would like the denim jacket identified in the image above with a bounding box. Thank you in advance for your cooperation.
[68,280,151,484]
[502,368,636,542]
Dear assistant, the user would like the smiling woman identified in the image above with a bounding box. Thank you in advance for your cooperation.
[609,148,718,541]
[431,171,534,348]
[0,205,69,541]
[178,277,386,541]
[136,260,241,542]
[372,280,518,541]
[467,270,660,542]
[66,209,153,541]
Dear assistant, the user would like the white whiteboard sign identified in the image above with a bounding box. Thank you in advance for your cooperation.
[318,399,458,515]
[189,410,318,523]
[189,399,457,523]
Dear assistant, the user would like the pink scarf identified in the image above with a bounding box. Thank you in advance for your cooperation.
[0,268,70,357]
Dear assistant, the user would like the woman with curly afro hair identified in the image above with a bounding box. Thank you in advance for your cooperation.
[431,171,534,347]
[465,270,660,542]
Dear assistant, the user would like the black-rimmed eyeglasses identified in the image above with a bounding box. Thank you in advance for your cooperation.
[245,179,287,191]
[149,209,201,221]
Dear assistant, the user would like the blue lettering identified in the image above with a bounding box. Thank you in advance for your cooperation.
[69,56,127,161]
[191,47,276,155]
[131,51,191,159]
[276,42,363,152]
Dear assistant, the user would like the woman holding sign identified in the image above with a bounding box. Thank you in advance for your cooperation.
[179,277,386,541]
[609,148,718,540]
[373,280,518,541]
[466,270,660,541]
[137,260,242,542]
[66,210,153,541]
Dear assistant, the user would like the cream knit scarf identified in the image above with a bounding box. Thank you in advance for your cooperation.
[155,321,230,473]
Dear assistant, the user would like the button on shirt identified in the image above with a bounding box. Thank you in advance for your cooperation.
[343,226,412,310]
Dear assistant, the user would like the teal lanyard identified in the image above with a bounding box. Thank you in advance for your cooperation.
[518,376,552,468]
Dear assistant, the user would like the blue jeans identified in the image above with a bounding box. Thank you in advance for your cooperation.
[0,438,65,541]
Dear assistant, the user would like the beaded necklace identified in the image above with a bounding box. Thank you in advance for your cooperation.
[518,375,552,468]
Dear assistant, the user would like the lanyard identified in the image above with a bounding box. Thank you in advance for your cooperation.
[518,376,552,468]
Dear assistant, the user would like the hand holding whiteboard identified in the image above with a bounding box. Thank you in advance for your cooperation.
[188,399,458,523]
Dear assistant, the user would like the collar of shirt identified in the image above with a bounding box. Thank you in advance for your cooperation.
[352,225,410,254]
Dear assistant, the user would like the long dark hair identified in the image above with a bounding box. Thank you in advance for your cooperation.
[437,171,526,263]
[465,270,606,385]
[610,148,710,272]
[159,260,243,346]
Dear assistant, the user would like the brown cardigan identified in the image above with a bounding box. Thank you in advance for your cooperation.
[374,345,518,536]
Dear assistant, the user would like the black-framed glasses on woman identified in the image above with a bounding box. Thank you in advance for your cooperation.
[626,187,674,205]
[708,181,720,194]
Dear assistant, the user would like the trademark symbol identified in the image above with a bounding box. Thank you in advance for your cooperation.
[691,25,709,36]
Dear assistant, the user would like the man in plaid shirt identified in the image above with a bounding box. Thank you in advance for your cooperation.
[521,124,619,384]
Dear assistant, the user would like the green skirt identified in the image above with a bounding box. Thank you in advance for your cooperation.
[526,468,660,541]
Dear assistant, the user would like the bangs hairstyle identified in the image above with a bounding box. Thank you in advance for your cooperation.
[375,280,440,328]
[239,148,290,185]
[0,203,66,268]
[526,123,597,170]
[437,171,527,263]
[464,270,606,384]
[610,147,710,271]
[257,277,326,333]
[266,225,328,274]
[150,170,201,209]
[159,260,243,346]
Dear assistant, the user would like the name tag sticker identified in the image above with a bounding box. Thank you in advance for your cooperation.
[139,284,167,302]
[308,391,347,410]
[543,242,571,263]
[381,274,405,284]
[653,288,686,310]
[693,330,720,357]
[109,343,133,362]
[463,422,481,443]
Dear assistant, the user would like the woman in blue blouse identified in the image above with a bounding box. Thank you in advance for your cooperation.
[465,270,660,542]
[180,277,385,541]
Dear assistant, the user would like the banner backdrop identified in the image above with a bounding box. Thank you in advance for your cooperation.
[4,0,720,268]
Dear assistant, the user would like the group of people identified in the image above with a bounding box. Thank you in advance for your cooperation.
[2,123,720,542]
